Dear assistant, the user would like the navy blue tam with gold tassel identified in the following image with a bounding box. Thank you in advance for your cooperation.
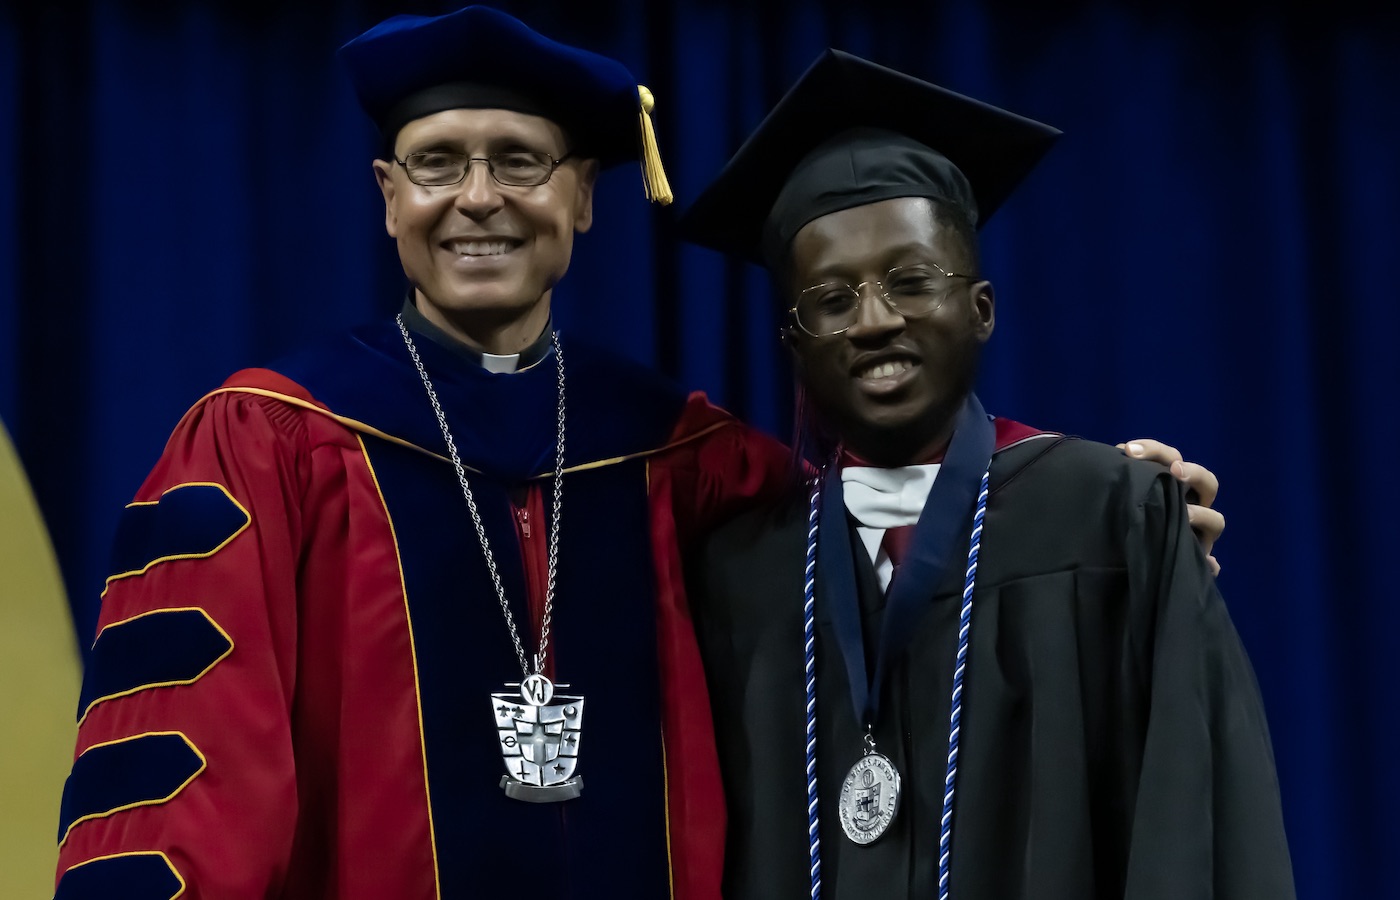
[339,5,672,202]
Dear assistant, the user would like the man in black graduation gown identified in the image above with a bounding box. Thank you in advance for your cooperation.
[680,52,1294,899]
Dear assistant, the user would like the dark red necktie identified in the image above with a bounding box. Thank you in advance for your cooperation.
[881,524,916,575]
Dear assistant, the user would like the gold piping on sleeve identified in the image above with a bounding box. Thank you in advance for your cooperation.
[58,850,186,899]
[194,387,455,465]
[101,483,251,599]
[58,732,206,850]
[77,607,234,727]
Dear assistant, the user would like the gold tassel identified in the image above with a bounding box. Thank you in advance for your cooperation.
[637,85,674,206]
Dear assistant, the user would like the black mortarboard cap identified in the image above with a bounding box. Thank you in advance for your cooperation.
[339,5,671,201]
[677,50,1061,267]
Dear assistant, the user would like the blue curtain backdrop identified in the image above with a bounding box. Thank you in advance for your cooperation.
[2,1,1395,895]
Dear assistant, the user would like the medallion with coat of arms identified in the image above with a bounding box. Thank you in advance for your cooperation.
[492,674,584,802]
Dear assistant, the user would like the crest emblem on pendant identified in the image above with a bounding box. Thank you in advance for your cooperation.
[838,752,901,844]
[491,675,585,802]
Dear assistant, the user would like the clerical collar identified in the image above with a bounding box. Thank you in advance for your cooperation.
[398,296,554,374]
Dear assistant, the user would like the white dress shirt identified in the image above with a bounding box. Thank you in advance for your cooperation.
[841,464,940,592]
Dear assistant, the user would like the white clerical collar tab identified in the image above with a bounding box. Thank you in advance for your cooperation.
[481,352,522,374]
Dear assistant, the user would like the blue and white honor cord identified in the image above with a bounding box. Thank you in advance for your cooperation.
[937,470,989,900]
[802,467,991,900]
[804,475,823,900]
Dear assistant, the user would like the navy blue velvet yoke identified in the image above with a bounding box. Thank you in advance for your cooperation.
[272,322,687,479]
[277,322,689,897]
[364,435,672,897]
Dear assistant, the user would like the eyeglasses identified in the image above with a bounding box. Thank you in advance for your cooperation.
[394,150,574,187]
[791,262,978,337]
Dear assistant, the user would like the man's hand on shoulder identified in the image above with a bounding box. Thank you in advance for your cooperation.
[1116,439,1224,576]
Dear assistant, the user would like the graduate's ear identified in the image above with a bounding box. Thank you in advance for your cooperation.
[781,316,809,373]
[970,279,995,343]
[776,264,809,369]
[373,158,399,238]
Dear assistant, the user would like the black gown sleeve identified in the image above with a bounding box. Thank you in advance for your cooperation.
[1123,470,1296,899]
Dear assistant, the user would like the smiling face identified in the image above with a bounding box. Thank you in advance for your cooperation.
[786,196,994,466]
[373,107,598,353]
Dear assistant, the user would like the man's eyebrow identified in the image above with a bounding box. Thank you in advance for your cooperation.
[487,135,558,153]
[403,136,557,155]
[401,138,462,154]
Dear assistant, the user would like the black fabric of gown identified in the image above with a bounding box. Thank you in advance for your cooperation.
[693,436,1294,900]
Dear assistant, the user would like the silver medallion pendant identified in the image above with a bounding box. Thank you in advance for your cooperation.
[491,674,585,802]
[838,751,901,844]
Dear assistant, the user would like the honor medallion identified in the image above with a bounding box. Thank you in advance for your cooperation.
[837,751,901,844]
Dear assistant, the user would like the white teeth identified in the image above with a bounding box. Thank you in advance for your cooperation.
[451,240,514,256]
[859,360,913,380]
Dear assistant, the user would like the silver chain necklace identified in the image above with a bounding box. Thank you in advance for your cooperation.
[397,314,585,802]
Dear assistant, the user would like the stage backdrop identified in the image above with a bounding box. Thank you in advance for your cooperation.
[2,2,1395,897]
